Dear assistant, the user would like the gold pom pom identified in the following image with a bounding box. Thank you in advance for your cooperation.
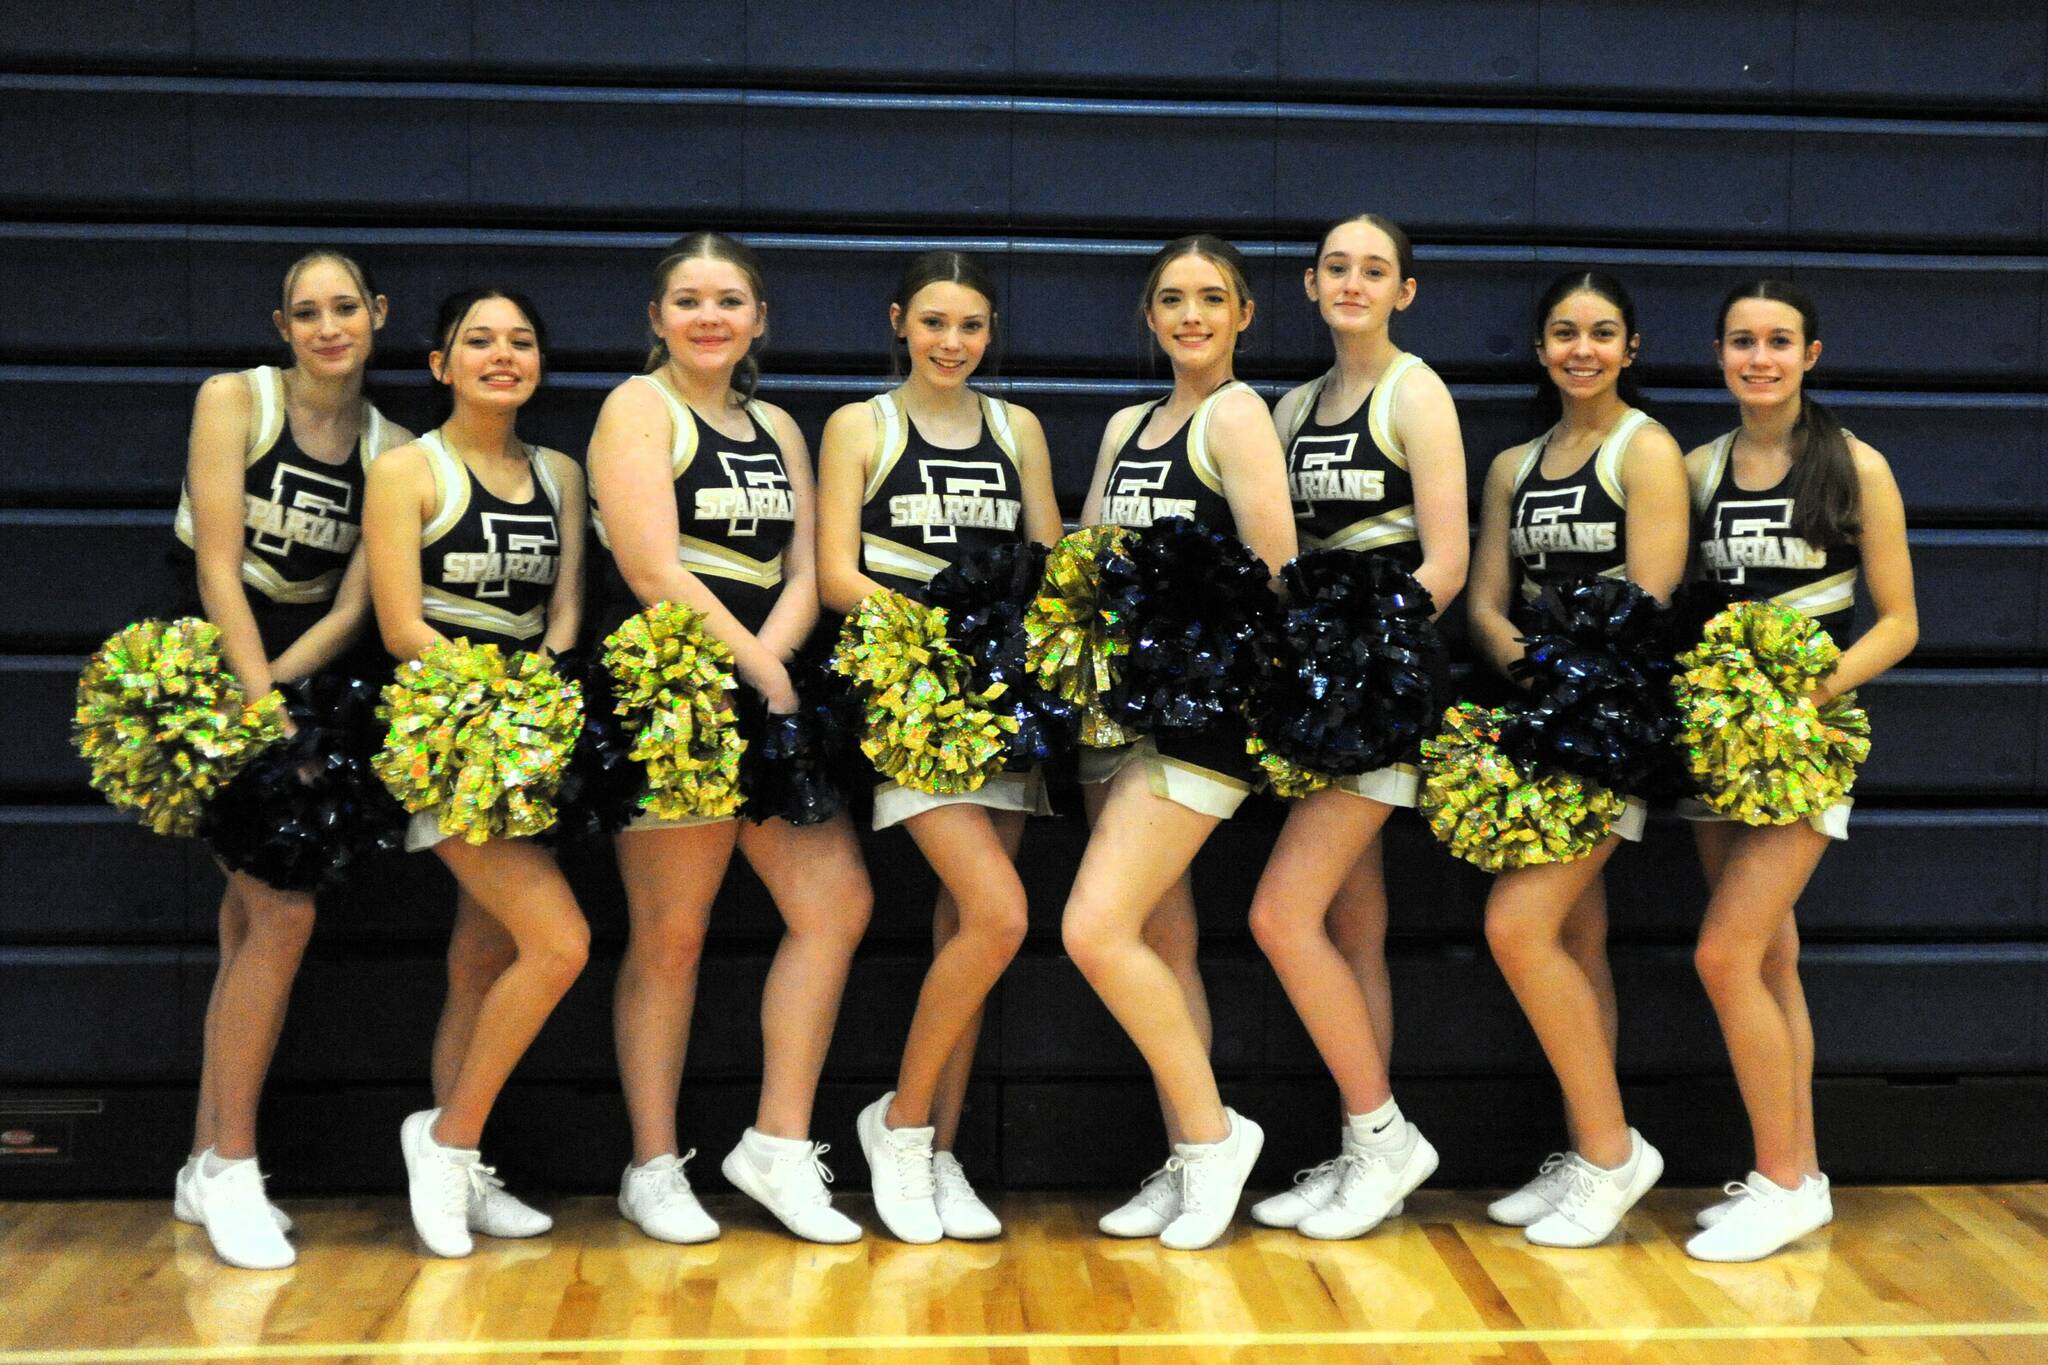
[1420,703,1625,871]
[374,639,583,844]
[1025,524,1137,747]
[72,617,287,836]
[832,589,1015,795]
[1245,732,1334,799]
[1675,602,1871,826]
[603,602,745,821]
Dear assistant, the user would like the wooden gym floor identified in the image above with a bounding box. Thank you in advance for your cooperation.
[4,1186,2047,1363]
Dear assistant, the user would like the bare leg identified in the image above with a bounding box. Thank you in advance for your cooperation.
[1484,841,1631,1167]
[1248,789,1396,1113]
[613,822,740,1163]
[907,808,1029,1141]
[429,839,589,1150]
[204,873,318,1160]
[1327,835,1394,1074]
[191,876,251,1156]
[738,812,873,1139]
[1062,769,1230,1145]
[431,888,515,1109]
[1693,822,1830,1188]
[1560,876,1618,1058]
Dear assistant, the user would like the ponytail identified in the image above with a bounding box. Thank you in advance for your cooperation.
[1717,279,1860,547]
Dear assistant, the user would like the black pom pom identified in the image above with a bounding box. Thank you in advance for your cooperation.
[1248,550,1448,775]
[1110,517,1275,737]
[1500,575,1678,794]
[199,672,409,892]
[923,541,1077,768]
[540,648,649,845]
[739,659,852,826]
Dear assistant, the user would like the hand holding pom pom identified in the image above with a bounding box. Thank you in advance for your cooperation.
[1500,575,1675,795]
[603,603,747,822]
[1421,702,1627,871]
[832,588,1015,795]
[73,617,288,836]
[925,541,1076,768]
[1025,525,1139,748]
[1111,518,1274,737]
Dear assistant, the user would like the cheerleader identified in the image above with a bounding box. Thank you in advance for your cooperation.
[1066,234,1298,1250]
[587,233,872,1246]
[363,287,589,1258]
[1245,214,1468,1239]
[1680,281,1916,1261]
[815,250,1064,1242]
[173,250,410,1270]
[1466,271,1689,1246]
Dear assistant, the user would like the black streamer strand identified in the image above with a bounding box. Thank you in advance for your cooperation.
[1500,575,1679,795]
[198,671,410,892]
[738,658,851,826]
[922,541,1078,768]
[540,647,649,845]
[1247,550,1448,775]
[1110,517,1275,737]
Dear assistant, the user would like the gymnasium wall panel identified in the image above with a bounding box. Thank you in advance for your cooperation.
[0,948,185,1080]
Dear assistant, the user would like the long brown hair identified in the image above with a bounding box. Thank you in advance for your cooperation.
[1718,279,1859,547]
[644,231,767,402]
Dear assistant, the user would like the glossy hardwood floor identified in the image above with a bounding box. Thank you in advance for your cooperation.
[4,1187,2047,1363]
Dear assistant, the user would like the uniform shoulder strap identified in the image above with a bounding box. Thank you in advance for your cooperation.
[1280,372,1331,449]
[630,372,698,478]
[863,391,912,502]
[1104,400,1156,460]
[418,430,470,547]
[244,366,286,465]
[1597,408,1654,509]
[1188,379,1255,487]
[743,398,783,454]
[528,445,570,513]
[1510,429,1550,496]
[1692,430,1737,517]
[979,392,1022,468]
[1366,353,1428,469]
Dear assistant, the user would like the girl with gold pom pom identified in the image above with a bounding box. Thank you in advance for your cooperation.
[1676,281,1916,1262]
[364,287,588,1258]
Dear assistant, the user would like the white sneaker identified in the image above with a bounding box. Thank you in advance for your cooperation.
[400,1109,480,1258]
[1808,1173,1834,1227]
[856,1093,942,1244]
[468,1166,552,1239]
[1524,1131,1664,1248]
[1685,1171,1825,1262]
[1696,1170,1767,1230]
[1159,1110,1264,1251]
[721,1128,863,1244]
[933,1152,1001,1240]
[619,1151,719,1244]
[1099,1159,1179,1238]
[177,1154,292,1234]
[189,1153,296,1270]
[1298,1127,1439,1241]
[1487,1152,1575,1227]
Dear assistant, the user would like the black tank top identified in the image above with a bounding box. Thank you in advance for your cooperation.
[1691,429,1863,633]
[1098,382,1250,538]
[589,375,795,639]
[1282,353,1431,575]
[414,430,567,655]
[172,365,394,657]
[1508,408,1655,606]
[857,389,1027,598]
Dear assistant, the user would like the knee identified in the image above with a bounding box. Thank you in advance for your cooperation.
[1484,906,1536,975]
[243,889,317,951]
[1693,932,1757,998]
[961,889,1029,963]
[1061,899,1123,977]
[627,913,709,978]
[1247,898,1309,962]
[785,884,871,952]
[522,911,590,990]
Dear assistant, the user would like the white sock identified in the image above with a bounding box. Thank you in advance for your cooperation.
[743,1128,811,1161]
[1346,1097,1405,1149]
[200,1149,247,1178]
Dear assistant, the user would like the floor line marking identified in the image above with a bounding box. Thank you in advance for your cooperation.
[6,1320,2048,1362]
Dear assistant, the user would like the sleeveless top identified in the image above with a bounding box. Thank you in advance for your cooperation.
[589,374,794,638]
[1098,381,1252,538]
[1691,429,1862,627]
[858,389,1027,597]
[414,430,568,655]
[172,365,394,656]
[1507,407,1655,604]
[1282,352,1430,573]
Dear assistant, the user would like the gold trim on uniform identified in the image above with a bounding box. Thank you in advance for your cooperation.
[1307,504,1420,554]
[680,535,784,589]
[421,586,548,642]
[1520,563,1626,603]
[862,531,953,584]
[1774,568,1859,619]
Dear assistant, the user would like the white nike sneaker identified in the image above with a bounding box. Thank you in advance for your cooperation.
[189,1152,295,1270]
[933,1152,1001,1240]
[1685,1171,1827,1262]
[1099,1158,1179,1238]
[1298,1125,1439,1241]
[856,1093,942,1244]
[177,1154,291,1233]
[1159,1110,1264,1251]
[1524,1131,1664,1248]
[1486,1152,1574,1227]
[721,1128,863,1244]
[619,1151,719,1244]
[400,1108,481,1259]
[468,1166,552,1239]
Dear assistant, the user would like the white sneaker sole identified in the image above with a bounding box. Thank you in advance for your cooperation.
[617,1192,719,1245]
[856,1101,942,1245]
[400,1111,473,1259]
[719,1149,863,1245]
[176,1163,292,1233]
[1158,1116,1265,1251]
[1525,1144,1664,1249]
[1298,1142,1438,1241]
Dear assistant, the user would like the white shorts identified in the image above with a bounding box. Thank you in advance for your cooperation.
[1330,762,1421,809]
[1076,738,1251,820]
[872,767,1053,832]
[404,809,454,853]
[617,805,737,835]
[1614,796,1648,843]
[1677,796,1851,842]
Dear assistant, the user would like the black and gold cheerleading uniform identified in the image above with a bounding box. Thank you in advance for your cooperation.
[1683,429,1865,840]
[413,430,568,656]
[1505,407,1660,841]
[173,365,395,657]
[1690,429,1862,638]
[1082,381,1264,818]
[855,388,1048,829]
[1282,354,1436,805]
[1283,352,1430,574]
[588,374,795,641]
[858,389,1026,596]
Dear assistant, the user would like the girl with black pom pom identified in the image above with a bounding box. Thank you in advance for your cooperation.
[1677,281,1916,1262]
[586,233,872,1246]
[173,249,411,1270]
[1068,234,1298,1250]
[365,287,588,1257]
[1464,270,1689,1248]
[816,250,1063,1242]
[1245,214,1468,1240]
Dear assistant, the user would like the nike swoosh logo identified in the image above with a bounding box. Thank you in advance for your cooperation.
[1372,1119,1393,1134]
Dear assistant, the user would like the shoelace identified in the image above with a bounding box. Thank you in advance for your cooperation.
[1134,1162,1178,1210]
[670,1148,699,1194]
[934,1158,977,1204]
[1290,1157,1343,1193]
[1332,1147,1395,1198]
[779,1141,837,1208]
[1162,1155,1196,1213]
[1550,1158,1607,1216]
[886,1133,936,1200]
